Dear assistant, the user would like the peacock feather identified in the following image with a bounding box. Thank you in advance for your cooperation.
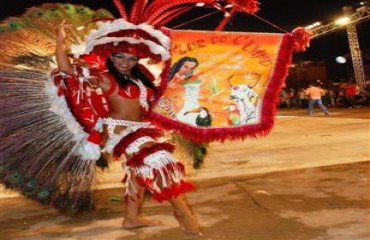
[0,3,114,71]
[0,3,114,213]
[0,69,101,212]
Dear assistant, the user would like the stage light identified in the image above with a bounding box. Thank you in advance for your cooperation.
[335,16,351,25]
[336,56,347,64]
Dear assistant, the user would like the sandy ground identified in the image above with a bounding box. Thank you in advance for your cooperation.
[0,107,369,240]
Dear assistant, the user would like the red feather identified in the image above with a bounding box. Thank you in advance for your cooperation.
[291,27,312,52]
[113,0,128,19]
[129,0,149,23]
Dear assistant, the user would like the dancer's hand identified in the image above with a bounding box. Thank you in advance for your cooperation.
[55,19,72,44]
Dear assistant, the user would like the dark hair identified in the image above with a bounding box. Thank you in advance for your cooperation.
[106,57,157,95]
[168,56,198,81]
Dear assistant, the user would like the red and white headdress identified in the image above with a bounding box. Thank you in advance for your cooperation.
[71,0,260,63]
[71,18,171,62]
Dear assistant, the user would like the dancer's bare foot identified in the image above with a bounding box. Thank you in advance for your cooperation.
[122,217,163,229]
[173,211,202,236]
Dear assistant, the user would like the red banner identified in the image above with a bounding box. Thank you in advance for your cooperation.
[149,30,294,142]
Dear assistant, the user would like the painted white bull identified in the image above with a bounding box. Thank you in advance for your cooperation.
[227,75,260,124]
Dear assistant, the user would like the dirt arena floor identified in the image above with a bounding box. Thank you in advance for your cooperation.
[1,107,369,240]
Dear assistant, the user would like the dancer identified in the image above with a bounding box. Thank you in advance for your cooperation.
[54,19,202,235]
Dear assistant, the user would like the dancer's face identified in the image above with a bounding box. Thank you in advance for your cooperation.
[111,52,139,75]
[178,61,197,77]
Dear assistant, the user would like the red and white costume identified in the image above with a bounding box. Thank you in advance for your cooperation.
[99,74,194,202]
[52,63,194,202]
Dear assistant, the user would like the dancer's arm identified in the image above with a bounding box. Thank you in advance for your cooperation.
[55,20,74,75]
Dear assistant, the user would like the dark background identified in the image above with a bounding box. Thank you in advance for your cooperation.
[0,0,369,81]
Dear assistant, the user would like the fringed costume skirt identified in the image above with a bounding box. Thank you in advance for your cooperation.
[102,118,194,202]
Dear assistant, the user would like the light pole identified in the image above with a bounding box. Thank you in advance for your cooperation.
[342,6,366,91]
[305,3,369,91]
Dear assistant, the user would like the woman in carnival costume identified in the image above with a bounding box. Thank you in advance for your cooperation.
[55,16,201,234]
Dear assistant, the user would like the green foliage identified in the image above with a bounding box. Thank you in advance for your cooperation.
[173,134,208,169]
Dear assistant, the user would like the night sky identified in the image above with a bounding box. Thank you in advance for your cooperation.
[0,0,369,81]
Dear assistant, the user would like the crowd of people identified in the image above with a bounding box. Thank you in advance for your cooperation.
[278,81,370,111]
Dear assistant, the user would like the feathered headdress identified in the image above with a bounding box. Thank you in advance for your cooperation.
[71,0,260,62]
[77,18,171,61]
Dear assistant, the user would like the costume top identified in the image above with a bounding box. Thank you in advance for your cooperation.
[102,72,155,107]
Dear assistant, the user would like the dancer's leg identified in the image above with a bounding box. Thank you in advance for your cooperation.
[169,195,202,236]
[122,171,162,229]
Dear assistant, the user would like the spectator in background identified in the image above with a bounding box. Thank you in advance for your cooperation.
[336,88,347,108]
[305,81,330,116]
[298,88,308,108]
[341,82,359,108]
[353,91,369,108]
[328,89,336,107]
